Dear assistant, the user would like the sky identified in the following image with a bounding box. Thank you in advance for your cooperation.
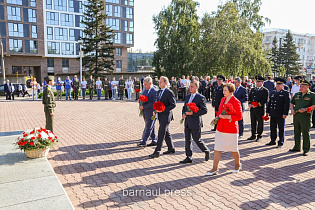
[132,0,315,52]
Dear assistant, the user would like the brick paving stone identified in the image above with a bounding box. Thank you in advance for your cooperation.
[2,98,315,209]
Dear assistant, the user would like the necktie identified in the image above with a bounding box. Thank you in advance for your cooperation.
[188,94,195,103]
[235,87,239,93]
[159,89,164,100]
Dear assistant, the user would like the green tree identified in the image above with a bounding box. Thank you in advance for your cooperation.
[81,0,115,77]
[280,30,301,76]
[152,0,200,78]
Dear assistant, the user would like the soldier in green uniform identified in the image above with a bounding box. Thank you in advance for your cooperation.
[42,76,56,132]
[72,76,80,100]
[87,75,94,100]
[134,77,141,100]
[290,79,315,156]
[118,76,125,100]
[171,77,178,100]
[153,77,159,89]
[103,77,110,100]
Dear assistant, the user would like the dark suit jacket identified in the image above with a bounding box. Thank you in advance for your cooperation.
[4,83,11,94]
[157,88,176,123]
[182,93,207,129]
[263,80,275,94]
[142,87,157,119]
[234,85,248,111]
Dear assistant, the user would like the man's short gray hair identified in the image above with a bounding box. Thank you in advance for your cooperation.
[144,76,153,85]
[234,77,241,82]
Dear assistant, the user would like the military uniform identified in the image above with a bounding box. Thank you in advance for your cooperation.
[42,76,56,132]
[134,80,141,100]
[118,78,125,100]
[266,78,290,147]
[248,76,269,141]
[153,79,159,90]
[103,79,110,99]
[72,79,80,100]
[310,82,315,127]
[211,75,225,131]
[290,80,315,155]
[171,80,178,100]
[87,78,94,100]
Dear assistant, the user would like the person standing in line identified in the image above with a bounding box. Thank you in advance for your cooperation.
[118,76,125,100]
[42,76,56,132]
[291,76,301,98]
[126,76,133,100]
[87,75,94,100]
[111,77,118,100]
[31,78,38,100]
[56,77,63,100]
[95,77,102,100]
[64,76,72,100]
[81,77,87,100]
[134,77,141,100]
[211,75,225,131]
[103,77,110,100]
[170,77,178,100]
[180,75,187,101]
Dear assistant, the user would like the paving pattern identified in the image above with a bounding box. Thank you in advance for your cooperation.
[1,97,315,210]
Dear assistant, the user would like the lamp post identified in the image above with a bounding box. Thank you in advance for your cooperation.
[0,39,5,84]
[78,40,83,96]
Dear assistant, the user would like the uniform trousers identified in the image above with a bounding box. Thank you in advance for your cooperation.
[270,117,285,145]
[250,109,264,137]
[293,113,311,153]
[44,107,54,132]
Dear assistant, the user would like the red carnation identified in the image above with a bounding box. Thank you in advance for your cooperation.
[187,103,199,113]
[29,142,34,146]
[139,95,148,102]
[251,101,259,107]
[307,107,312,113]
[30,130,35,134]
[262,116,270,121]
[31,137,35,140]
[38,134,42,138]
[224,103,235,115]
[136,88,141,93]
[48,137,52,140]
[21,138,24,141]
[151,101,166,120]
[23,133,27,137]
[52,140,55,143]
[55,136,58,139]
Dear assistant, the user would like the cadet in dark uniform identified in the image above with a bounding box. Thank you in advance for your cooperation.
[310,81,315,128]
[153,76,160,90]
[170,77,178,100]
[211,75,225,131]
[103,77,110,100]
[118,76,125,100]
[87,75,94,100]
[290,79,315,156]
[72,76,80,100]
[42,76,56,132]
[134,77,141,100]
[265,78,290,148]
[247,75,269,142]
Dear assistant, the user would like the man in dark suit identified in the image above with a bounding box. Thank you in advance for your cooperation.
[149,76,176,158]
[247,75,269,142]
[211,75,225,131]
[266,78,290,148]
[138,77,158,147]
[4,80,12,100]
[263,76,275,95]
[180,80,210,164]
[233,77,248,139]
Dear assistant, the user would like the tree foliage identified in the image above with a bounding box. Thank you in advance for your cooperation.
[81,0,115,77]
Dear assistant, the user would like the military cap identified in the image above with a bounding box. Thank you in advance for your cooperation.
[217,75,225,81]
[44,76,54,82]
[255,75,265,82]
[300,79,311,86]
[274,77,286,84]
[294,76,302,80]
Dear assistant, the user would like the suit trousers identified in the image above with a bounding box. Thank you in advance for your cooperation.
[270,117,285,145]
[185,128,209,158]
[181,88,186,101]
[250,110,264,136]
[238,119,244,136]
[6,92,11,100]
[154,121,174,154]
[141,117,157,144]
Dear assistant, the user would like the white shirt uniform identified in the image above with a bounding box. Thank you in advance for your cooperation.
[291,84,300,97]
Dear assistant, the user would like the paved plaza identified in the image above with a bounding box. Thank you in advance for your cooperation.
[1,97,315,210]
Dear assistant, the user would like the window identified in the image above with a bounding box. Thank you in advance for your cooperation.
[126,8,133,19]
[7,6,21,21]
[47,42,60,54]
[69,0,74,12]
[28,9,36,22]
[129,0,133,6]
[116,48,122,56]
[54,0,67,11]
[30,40,37,53]
[47,27,53,39]
[61,13,73,26]
[9,39,23,52]
[8,23,23,37]
[47,58,54,67]
[114,32,121,44]
[7,0,22,5]
[123,20,128,31]
[122,0,128,5]
[62,58,69,67]
[114,6,121,17]
[69,29,75,41]
[106,0,119,3]
[55,28,68,40]
[79,16,85,28]
[129,21,134,32]
[47,12,59,25]
[46,0,52,9]
[31,25,37,38]
[30,0,36,7]
[116,60,122,68]
[126,33,133,44]
[61,43,74,55]
[78,1,82,13]
[106,18,119,30]
[106,5,112,16]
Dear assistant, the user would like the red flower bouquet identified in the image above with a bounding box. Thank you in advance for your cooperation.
[180,102,199,124]
[262,115,270,121]
[307,107,312,113]
[136,88,141,93]
[211,103,235,126]
[251,101,259,107]
[151,101,166,120]
[138,95,149,117]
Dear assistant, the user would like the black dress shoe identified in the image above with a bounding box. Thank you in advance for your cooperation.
[256,136,262,142]
[289,149,301,152]
[163,150,175,154]
[266,142,276,146]
[137,143,146,147]
[276,144,283,148]
[205,151,210,161]
[247,136,256,140]
[238,135,243,139]
[180,157,192,164]
[303,152,309,156]
[147,142,157,147]
[311,126,315,128]
[149,153,160,158]
[211,128,216,131]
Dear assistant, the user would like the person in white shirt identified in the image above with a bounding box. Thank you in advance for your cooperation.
[37,83,41,95]
[11,85,15,100]
[31,78,38,100]
[95,77,102,100]
[291,76,301,98]
[126,76,133,100]
[111,77,118,100]
[180,75,187,101]
[18,84,23,97]
[81,77,88,100]
[186,75,191,95]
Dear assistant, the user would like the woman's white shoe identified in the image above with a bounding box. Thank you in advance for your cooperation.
[232,165,242,173]
[205,170,219,176]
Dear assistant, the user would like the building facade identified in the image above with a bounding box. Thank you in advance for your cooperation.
[0,0,134,84]
[262,28,315,77]
[128,52,154,73]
